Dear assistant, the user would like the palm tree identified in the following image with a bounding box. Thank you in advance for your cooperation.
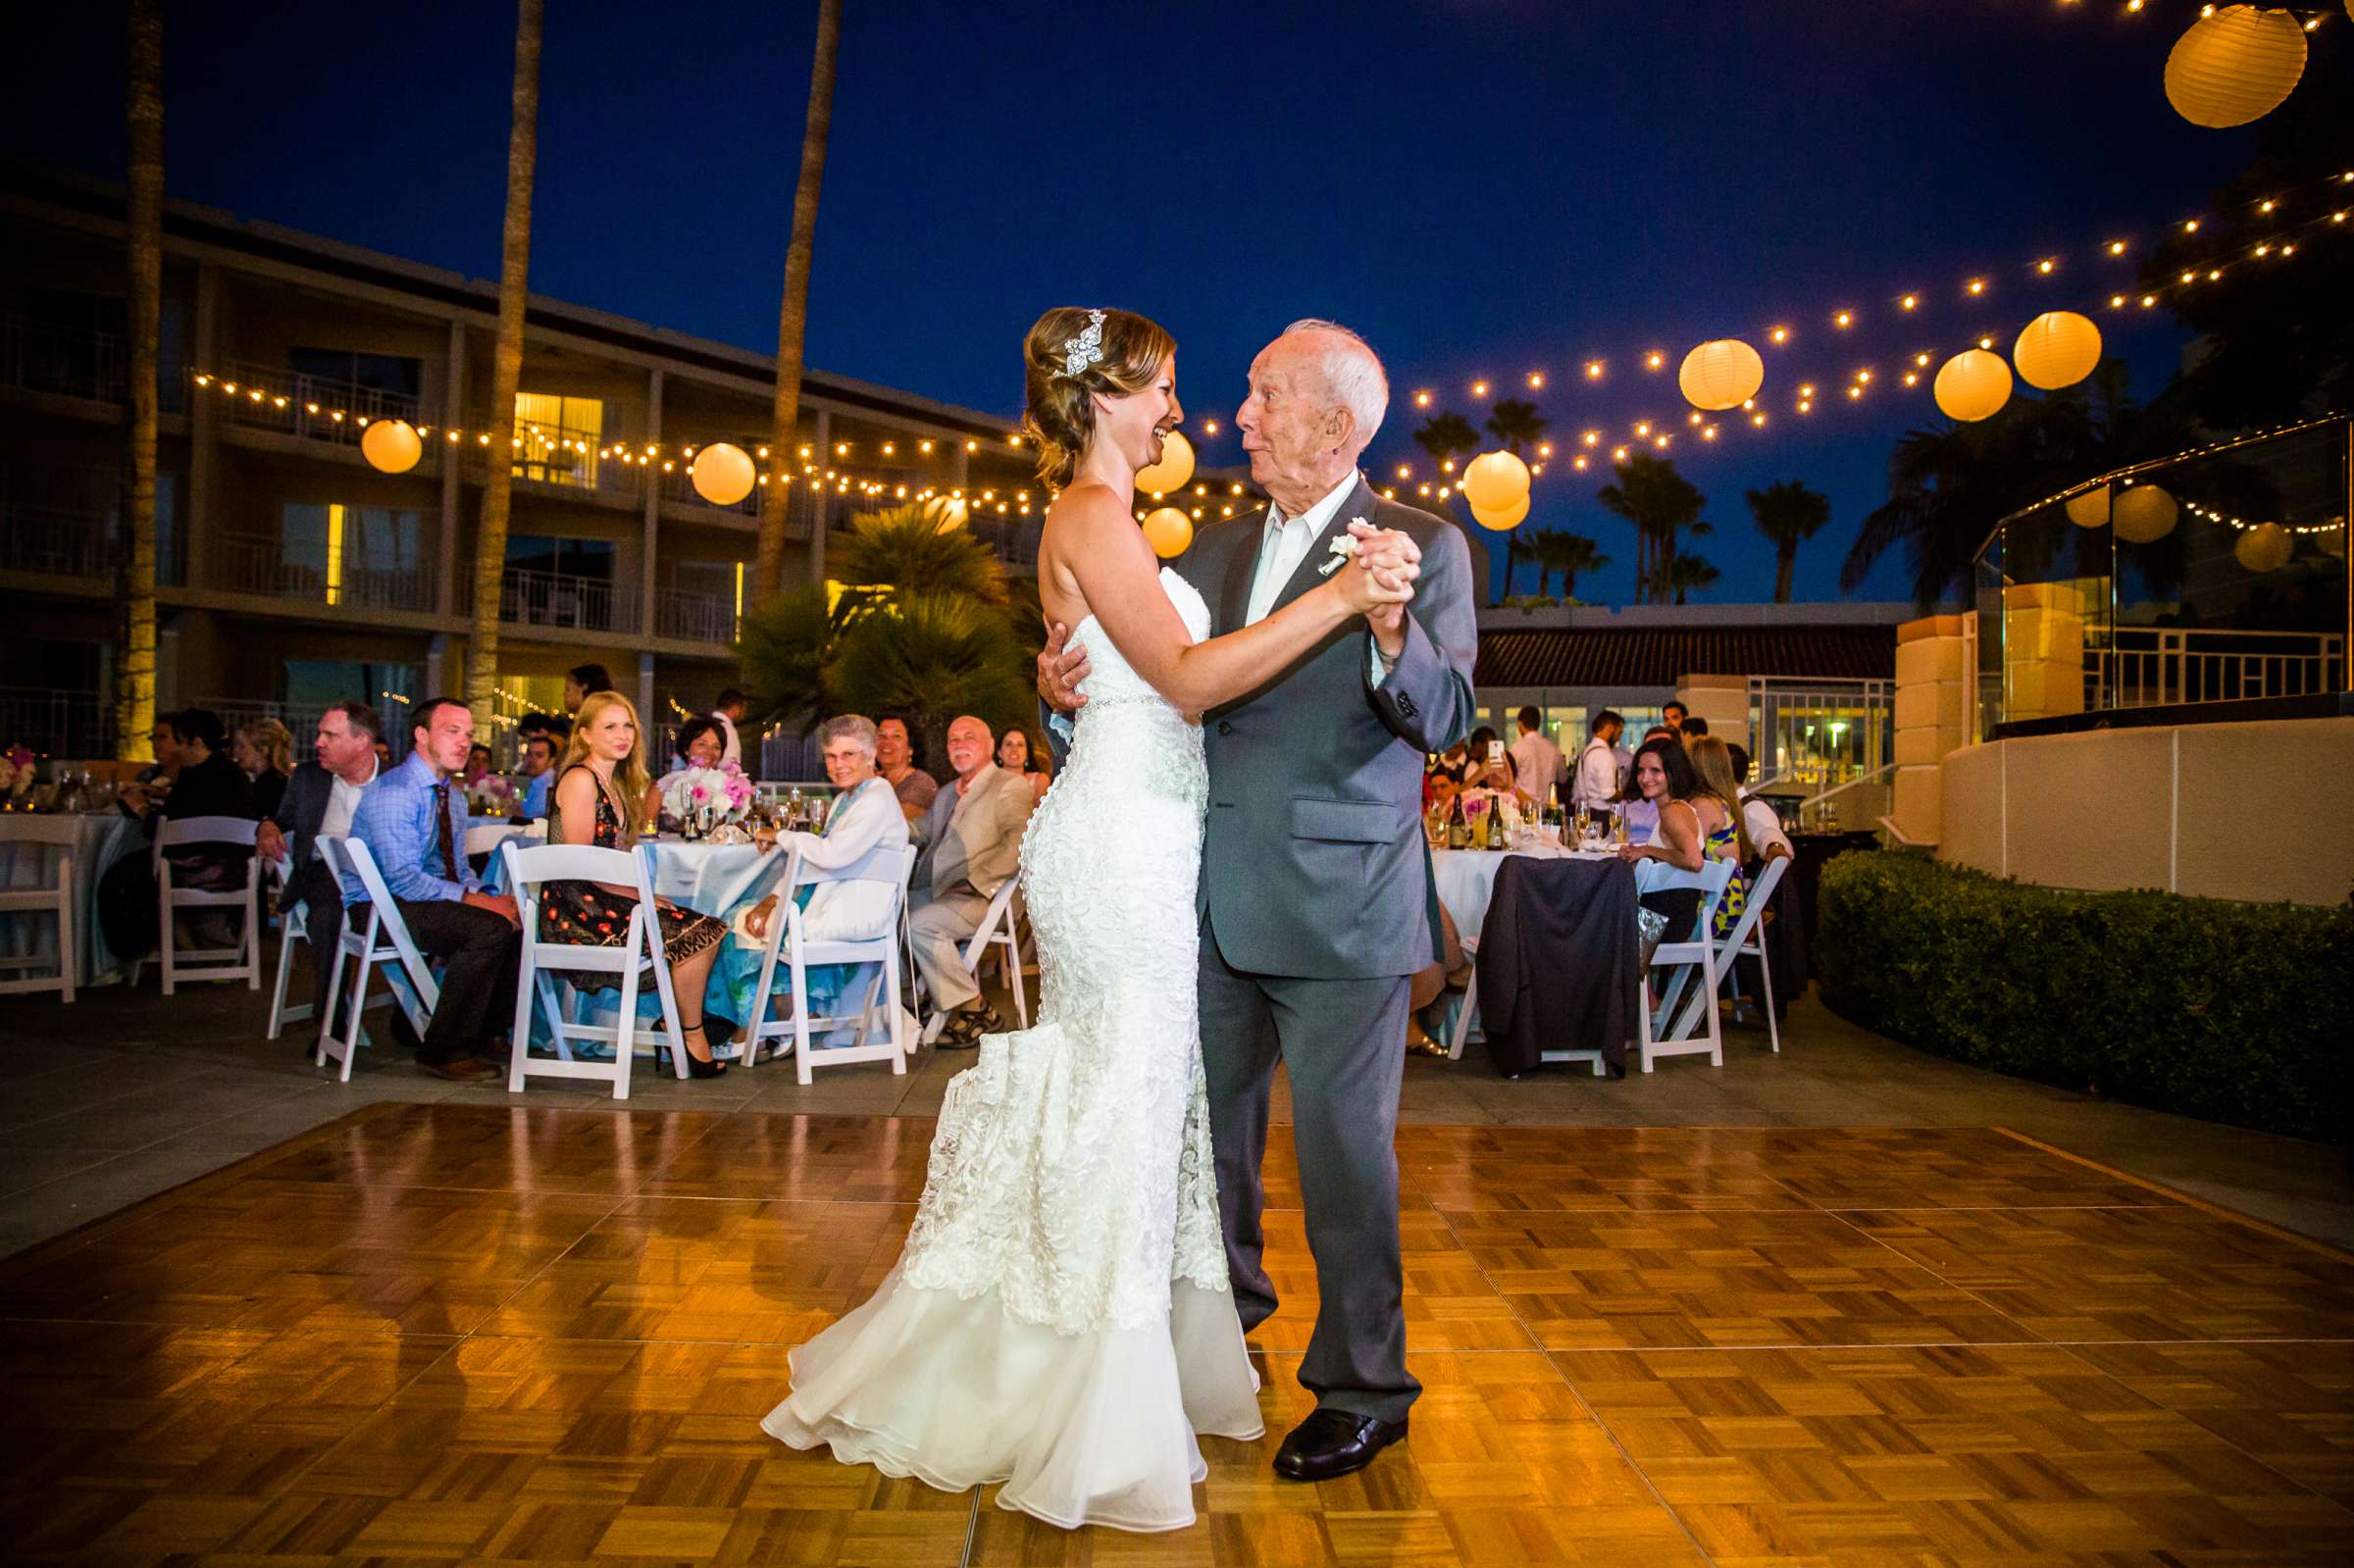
[115,0,163,761]
[1745,480,1831,603]
[1656,550,1721,605]
[828,592,1034,770]
[736,582,847,732]
[755,0,843,600]
[1529,531,1608,601]
[462,0,543,735]
[1410,411,1481,472]
[1484,398,1549,594]
[1596,453,1709,604]
[835,500,1007,606]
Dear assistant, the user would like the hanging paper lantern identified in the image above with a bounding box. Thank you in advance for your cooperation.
[1932,349,2012,423]
[688,442,755,506]
[1468,491,1530,531]
[2317,520,2346,559]
[939,496,970,528]
[359,417,422,475]
[2112,483,2177,544]
[1135,430,1195,495]
[2064,485,2112,530]
[2232,521,2292,573]
[2014,312,2103,391]
[2165,5,2306,128]
[1459,450,1532,513]
[1677,338,1765,412]
[1141,506,1194,558]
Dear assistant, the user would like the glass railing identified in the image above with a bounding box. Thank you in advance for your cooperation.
[1972,416,2349,733]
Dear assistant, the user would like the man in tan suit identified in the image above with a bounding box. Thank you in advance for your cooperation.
[909,715,1036,1047]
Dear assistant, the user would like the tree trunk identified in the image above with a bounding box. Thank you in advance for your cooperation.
[756,0,842,602]
[462,0,542,738]
[115,0,163,761]
[1773,543,1795,603]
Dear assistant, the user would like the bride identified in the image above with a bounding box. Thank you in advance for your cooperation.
[759,306,1418,1532]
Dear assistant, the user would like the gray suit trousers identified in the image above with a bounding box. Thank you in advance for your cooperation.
[1199,912,1420,1424]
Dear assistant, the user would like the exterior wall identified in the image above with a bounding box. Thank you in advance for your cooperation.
[1671,673,1750,750]
[1891,614,1971,843]
[1937,717,2354,906]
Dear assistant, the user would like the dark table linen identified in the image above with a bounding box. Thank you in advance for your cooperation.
[1474,855,1637,1077]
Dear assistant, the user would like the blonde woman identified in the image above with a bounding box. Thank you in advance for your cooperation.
[233,716,294,817]
[541,690,731,1076]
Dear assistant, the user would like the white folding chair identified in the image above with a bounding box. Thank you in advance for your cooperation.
[155,815,261,993]
[0,817,78,1002]
[959,877,1029,1031]
[1635,857,1736,1073]
[1666,855,1789,1053]
[315,835,441,1082]
[263,853,314,1037]
[745,841,918,1084]
[502,839,689,1101]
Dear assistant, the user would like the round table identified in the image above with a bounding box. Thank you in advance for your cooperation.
[0,811,146,986]
[1432,844,1644,938]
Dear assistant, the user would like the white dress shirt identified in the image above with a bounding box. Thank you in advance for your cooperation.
[317,757,380,855]
[1570,736,1619,812]
[1739,789,1793,861]
[1510,730,1564,803]
[1245,471,1361,627]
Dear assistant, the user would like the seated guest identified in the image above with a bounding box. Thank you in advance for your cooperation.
[1461,725,1523,800]
[1721,742,1792,864]
[134,710,181,787]
[1570,709,1625,823]
[564,663,614,716]
[728,715,912,1049]
[515,731,560,823]
[907,715,1036,1048]
[131,707,263,945]
[542,692,731,1078]
[256,701,382,1034]
[1616,735,1748,936]
[876,715,938,823]
[232,717,294,817]
[996,724,1051,805]
[1680,715,1711,738]
[462,743,495,786]
[644,715,729,825]
[343,696,523,1082]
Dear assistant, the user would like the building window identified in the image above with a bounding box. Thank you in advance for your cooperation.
[514,392,604,487]
[503,533,615,582]
[280,503,425,609]
[285,347,423,404]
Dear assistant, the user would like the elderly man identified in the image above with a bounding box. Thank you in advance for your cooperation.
[907,714,1035,1048]
[256,701,383,1036]
[1040,319,1479,1483]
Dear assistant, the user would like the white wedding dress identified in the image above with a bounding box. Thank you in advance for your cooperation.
[762,567,1262,1532]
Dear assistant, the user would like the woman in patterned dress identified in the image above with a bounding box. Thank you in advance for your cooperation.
[541,690,732,1077]
[1615,734,1748,936]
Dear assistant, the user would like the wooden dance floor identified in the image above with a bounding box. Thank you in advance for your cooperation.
[1,1105,2349,1566]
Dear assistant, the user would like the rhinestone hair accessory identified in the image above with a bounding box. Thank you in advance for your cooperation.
[1058,310,1106,378]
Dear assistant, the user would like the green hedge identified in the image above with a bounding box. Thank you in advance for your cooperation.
[1816,851,2353,1141]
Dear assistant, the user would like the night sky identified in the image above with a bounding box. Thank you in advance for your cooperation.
[3,0,2261,604]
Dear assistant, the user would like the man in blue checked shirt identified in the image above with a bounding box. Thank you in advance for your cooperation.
[343,696,523,1082]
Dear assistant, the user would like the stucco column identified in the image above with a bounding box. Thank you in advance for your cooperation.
[1671,672,1750,751]
[1893,613,1970,845]
[2002,582,2085,723]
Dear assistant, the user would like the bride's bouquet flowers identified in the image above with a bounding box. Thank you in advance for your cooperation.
[662,759,754,825]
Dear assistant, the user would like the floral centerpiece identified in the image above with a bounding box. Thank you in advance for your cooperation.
[465,775,516,816]
[0,745,33,802]
[661,759,754,832]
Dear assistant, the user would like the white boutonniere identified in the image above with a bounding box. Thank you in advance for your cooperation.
[1318,523,1367,577]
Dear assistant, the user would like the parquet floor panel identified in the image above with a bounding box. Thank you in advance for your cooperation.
[0,1102,2347,1566]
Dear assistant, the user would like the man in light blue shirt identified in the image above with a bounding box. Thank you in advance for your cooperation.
[516,733,558,823]
[343,697,522,1081]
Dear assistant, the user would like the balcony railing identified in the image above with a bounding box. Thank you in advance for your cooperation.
[0,314,125,405]
[659,463,763,519]
[655,585,735,645]
[0,687,111,758]
[1747,676,1893,791]
[216,531,436,614]
[460,566,638,635]
[2088,628,2344,709]
[217,358,429,452]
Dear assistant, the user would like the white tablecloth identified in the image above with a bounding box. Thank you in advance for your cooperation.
[0,813,145,986]
[483,834,789,921]
[1432,845,1639,939]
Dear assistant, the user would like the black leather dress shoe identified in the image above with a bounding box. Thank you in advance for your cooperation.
[1272,1408,1408,1482]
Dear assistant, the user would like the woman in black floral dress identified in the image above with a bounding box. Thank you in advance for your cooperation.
[543,691,731,1076]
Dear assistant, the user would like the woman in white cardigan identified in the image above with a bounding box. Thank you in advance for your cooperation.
[716,714,912,1042]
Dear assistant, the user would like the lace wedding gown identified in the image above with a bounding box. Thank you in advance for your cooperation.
[762,568,1261,1532]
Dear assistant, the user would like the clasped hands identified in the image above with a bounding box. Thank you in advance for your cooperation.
[1036,521,1422,712]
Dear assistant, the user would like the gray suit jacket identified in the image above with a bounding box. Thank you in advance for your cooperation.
[1172,475,1479,980]
[912,762,1036,900]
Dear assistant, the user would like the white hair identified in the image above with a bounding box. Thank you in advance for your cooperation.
[818,713,879,755]
[1283,318,1389,454]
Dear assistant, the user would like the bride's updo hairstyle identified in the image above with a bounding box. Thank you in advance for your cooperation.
[1021,306,1176,489]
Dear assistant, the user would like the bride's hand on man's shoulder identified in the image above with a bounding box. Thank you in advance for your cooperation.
[1036,621,1091,713]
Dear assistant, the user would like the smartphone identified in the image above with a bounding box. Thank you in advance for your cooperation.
[1486,739,1505,764]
